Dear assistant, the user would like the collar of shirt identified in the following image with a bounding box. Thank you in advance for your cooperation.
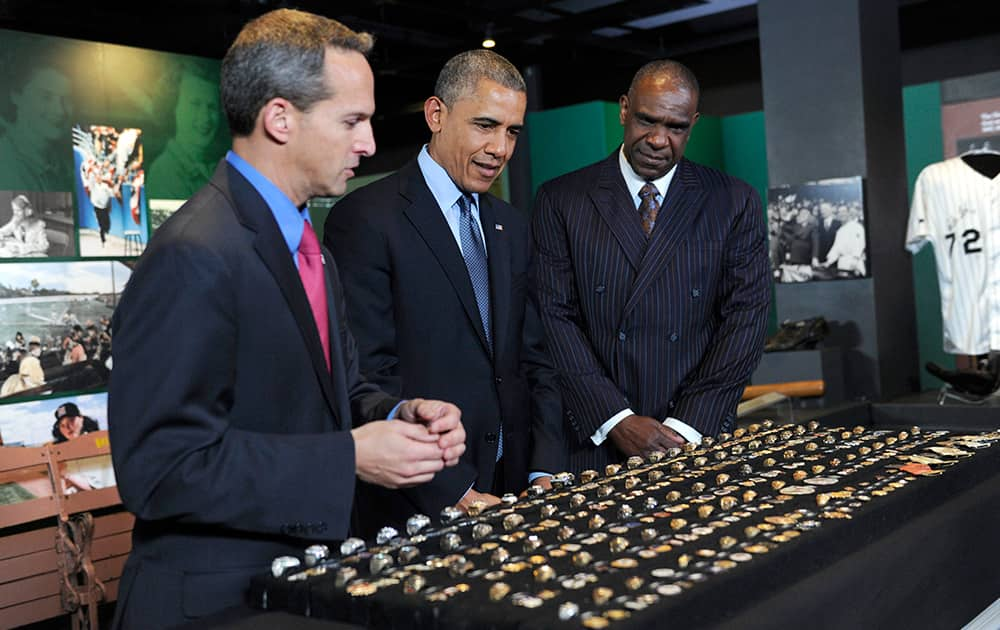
[618,145,677,208]
[417,145,487,255]
[226,150,312,259]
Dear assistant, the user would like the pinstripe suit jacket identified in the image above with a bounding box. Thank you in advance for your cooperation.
[532,151,770,473]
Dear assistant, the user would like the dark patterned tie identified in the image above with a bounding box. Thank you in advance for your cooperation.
[638,182,661,236]
[458,194,502,460]
[297,221,330,372]
[458,195,492,353]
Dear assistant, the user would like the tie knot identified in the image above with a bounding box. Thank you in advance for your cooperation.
[458,194,475,215]
[639,183,658,201]
[299,221,321,255]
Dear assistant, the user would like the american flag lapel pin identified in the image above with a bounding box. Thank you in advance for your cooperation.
[495,223,504,231]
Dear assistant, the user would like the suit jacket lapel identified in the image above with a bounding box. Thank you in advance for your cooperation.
[222,162,340,417]
[480,196,509,362]
[624,159,707,315]
[589,151,645,272]
[320,248,354,429]
[399,160,492,355]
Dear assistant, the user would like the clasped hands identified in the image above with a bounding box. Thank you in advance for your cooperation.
[353,398,466,489]
[608,414,685,457]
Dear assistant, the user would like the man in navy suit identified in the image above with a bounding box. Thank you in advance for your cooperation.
[108,10,465,628]
[532,60,770,474]
[325,50,563,534]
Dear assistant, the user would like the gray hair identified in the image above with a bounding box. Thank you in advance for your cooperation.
[434,50,525,106]
[221,9,374,137]
[628,59,700,109]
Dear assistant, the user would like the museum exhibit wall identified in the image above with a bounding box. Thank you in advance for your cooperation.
[0,27,229,450]
[1,25,993,451]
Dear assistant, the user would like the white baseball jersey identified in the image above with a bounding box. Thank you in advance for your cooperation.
[906,156,1000,355]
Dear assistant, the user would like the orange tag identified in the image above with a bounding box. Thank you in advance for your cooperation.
[899,463,933,475]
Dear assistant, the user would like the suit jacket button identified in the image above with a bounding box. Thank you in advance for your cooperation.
[596,285,606,293]
[692,289,701,298]
[618,331,626,342]
[670,333,678,342]
[495,376,503,384]
[485,432,497,444]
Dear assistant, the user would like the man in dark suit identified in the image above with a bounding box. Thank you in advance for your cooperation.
[108,11,465,628]
[532,60,770,474]
[325,50,563,533]
[813,201,841,263]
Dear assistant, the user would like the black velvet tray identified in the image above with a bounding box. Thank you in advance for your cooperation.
[249,425,1000,629]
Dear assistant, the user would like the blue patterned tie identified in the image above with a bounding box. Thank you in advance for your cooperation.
[458,195,492,352]
[457,194,501,460]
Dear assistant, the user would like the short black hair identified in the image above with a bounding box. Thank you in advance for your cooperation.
[434,50,525,107]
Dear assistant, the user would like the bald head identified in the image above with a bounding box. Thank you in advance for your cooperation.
[627,60,700,111]
[619,59,701,181]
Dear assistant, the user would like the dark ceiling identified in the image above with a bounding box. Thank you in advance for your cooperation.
[1,0,996,150]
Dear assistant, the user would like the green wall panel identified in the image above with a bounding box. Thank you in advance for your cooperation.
[721,111,769,205]
[528,101,620,199]
[902,82,948,389]
[602,101,623,155]
[720,111,776,335]
[684,115,724,170]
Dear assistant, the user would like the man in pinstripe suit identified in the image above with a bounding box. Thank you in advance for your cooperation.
[532,60,770,473]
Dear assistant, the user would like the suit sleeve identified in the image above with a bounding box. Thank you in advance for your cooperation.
[671,185,771,435]
[518,228,566,474]
[532,184,632,443]
[324,197,402,398]
[325,250,401,423]
[109,241,358,539]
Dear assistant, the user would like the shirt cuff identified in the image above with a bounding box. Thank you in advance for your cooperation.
[460,482,474,501]
[591,408,635,446]
[528,472,552,483]
[387,400,406,420]
[663,416,703,444]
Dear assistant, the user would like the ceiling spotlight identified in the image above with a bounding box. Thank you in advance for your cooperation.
[482,23,496,48]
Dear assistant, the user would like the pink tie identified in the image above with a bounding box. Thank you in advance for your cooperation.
[297,221,330,372]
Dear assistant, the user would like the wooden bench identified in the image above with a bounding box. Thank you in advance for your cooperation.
[0,431,131,630]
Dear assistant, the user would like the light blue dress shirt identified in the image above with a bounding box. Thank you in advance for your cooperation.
[417,145,549,485]
[225,150,403,419]
[417,145,488,253]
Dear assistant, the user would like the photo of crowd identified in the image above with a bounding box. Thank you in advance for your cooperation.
[767,176,868,283]
[0,261,129,400]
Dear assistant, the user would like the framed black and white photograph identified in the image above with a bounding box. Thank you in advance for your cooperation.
[0,261,129,401]
[767,176,868,283]
[0,190,76,259]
